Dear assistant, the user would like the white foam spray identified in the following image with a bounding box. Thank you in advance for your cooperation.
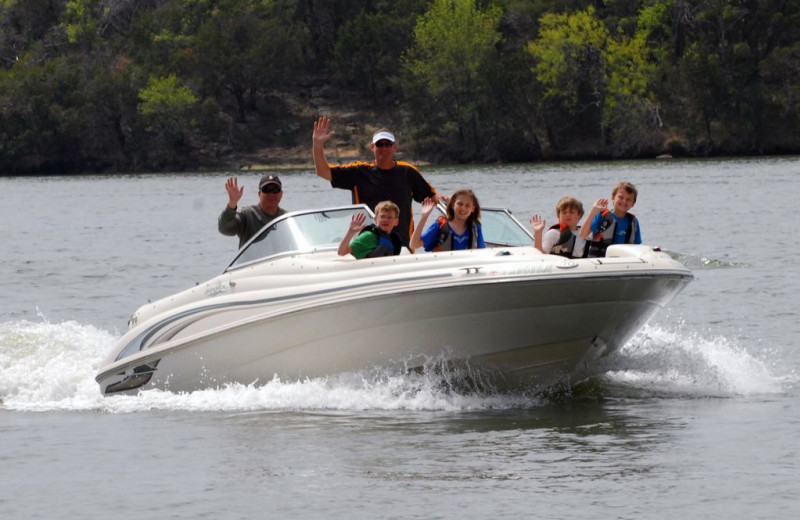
[1,318,791,413]
[598,322,790,397]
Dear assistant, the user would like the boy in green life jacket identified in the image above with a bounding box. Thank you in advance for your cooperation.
[338,201,404,259]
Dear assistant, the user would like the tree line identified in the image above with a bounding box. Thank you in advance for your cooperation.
[2,0,799,174]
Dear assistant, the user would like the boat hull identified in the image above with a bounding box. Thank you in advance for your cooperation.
[97,264,691,395]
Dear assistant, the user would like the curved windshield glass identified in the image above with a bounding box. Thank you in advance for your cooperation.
[431,205,532,247]
[226,205,373,270]
[480,208,533,247]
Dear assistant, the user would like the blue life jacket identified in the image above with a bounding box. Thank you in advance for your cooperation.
[587,210,637,258]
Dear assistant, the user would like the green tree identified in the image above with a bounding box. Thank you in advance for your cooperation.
[0,55,97,172]
[0,0,65,67]
[329,0,429,103]
[668,0,800,154]
[297,0,374,70]
[603,5,662,156]
[404,0,502,159]
[527,7,608,152]
[527,6,660,156]
[138,73,198,158]
[189,0,306,123]
[760,40,800,150]
[61,0,102,51]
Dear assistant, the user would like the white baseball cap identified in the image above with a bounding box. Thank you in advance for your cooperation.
[372,131,395,144]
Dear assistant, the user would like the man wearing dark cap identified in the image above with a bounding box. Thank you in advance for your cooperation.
[218,174,287,249]
[312,116,442,246]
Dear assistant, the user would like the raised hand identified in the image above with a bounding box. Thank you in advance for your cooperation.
[349,212,367,233]
[530,214,545,234]
[313,116,335,145]
[421,197,436,217]
[225,177,244,208]
[593,198,608,211]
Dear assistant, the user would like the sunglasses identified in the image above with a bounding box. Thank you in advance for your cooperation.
[374,141,393,148]
[261,185,281,194]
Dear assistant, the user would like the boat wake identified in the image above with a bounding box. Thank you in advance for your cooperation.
[665,250,748,269]
[587,322,790,398]
[0,318,792,413]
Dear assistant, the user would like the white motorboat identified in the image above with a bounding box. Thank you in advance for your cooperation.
[96,204,693,395]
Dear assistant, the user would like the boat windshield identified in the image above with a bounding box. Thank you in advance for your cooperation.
[431,204,532,247]
[226,205,373,270]
[225,204,533,271]
[475,207,533,247]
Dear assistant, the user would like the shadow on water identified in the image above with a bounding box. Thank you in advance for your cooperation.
[230,388,679,444]
[398,356,625,406]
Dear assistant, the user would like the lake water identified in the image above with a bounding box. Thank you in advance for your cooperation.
[2,158,799,519]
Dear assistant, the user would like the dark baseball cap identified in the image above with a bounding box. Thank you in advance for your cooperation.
[259,175,282,189]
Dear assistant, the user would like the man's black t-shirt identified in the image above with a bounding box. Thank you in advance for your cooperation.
[330,161,436,245]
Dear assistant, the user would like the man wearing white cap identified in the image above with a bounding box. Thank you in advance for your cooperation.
[312,116,441,246]
[218,174,287,249]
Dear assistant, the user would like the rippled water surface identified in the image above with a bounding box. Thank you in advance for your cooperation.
[2,158,799,519]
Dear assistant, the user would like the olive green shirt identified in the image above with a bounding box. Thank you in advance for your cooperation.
[218,204,286,249]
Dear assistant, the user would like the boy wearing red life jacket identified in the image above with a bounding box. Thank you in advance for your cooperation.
[579,181,643,257]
